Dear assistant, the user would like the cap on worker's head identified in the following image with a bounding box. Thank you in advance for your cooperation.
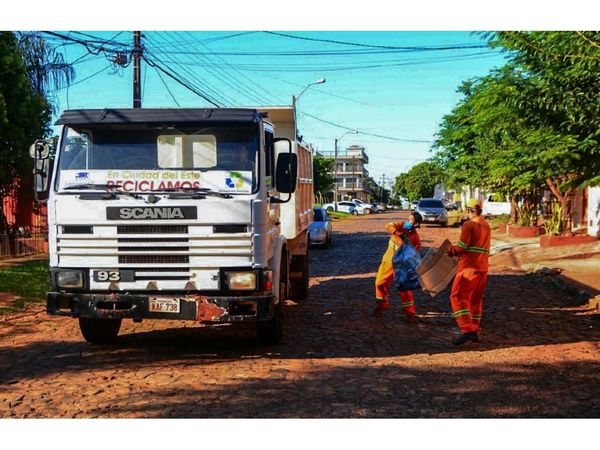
[467,198,482,209]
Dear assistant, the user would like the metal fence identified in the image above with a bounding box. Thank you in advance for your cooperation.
[1,189,48,260]
[0,230,48,259]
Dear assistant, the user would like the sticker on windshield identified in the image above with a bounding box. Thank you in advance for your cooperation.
[59,170,252,193]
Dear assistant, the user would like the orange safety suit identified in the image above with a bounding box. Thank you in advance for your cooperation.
[448,216,491,333]
[375,221,421,315]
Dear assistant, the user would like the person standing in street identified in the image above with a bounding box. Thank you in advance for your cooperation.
[374,212,423,320]
[446,198,491,345]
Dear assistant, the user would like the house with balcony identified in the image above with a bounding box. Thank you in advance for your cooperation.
[319,145,371,202]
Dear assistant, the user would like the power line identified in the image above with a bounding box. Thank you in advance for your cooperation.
[146,36,235,106]
[170,31,275,105]
[49,63,113,92]
[184,32,282,105]
[299,110,433,144]
[262,31,490,51]
[142,54,221,107]
[154,65,181,107]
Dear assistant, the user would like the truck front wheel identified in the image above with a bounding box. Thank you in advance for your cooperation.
[256,257,286,344]
[289,252,309,300]
[79,317,122,344]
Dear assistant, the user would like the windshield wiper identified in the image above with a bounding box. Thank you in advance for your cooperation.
[64,184,142,199]
[157,187,233,199]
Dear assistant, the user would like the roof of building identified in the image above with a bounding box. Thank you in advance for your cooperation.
[55,108,263,125]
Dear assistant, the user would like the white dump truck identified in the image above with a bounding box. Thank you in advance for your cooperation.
[30,106,313,344]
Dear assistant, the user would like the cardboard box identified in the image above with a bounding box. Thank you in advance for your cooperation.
[416,239,458,296]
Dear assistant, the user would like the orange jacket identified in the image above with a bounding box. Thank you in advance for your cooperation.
[380,221,422,264]
[450,216,491,272]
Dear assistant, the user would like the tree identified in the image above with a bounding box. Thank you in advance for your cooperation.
[433,32,600,233]
[0,32,52,235]
[17,32,74,111]
[487,32,600,232]
[312,154,335,202]
[393,161,443,201]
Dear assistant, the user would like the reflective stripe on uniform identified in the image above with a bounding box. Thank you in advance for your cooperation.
[388,239,400,251]
[457,240,489,254]
[401,302,414,308]
[376,297,386,302]
[471,314,482,319]
[453,309,471,317]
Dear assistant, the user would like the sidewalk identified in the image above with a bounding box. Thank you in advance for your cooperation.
[490,231,600,301]
[0,253,48,269]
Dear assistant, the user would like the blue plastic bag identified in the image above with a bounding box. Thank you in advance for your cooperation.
[392,234,422,291]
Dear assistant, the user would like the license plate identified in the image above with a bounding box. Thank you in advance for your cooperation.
[426,217,435,221]
[149,297,180,313]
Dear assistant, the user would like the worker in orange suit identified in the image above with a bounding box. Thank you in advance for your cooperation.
[374,212,422,320]
[446,198,491,346]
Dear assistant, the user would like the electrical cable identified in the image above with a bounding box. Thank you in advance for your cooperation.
[142,53,221,107]
[154,65,181,107]
[262,31,490,51]
[49,63,112,92]
[178,31,281,105]
[298,110,433,144]
[145,35,234,106]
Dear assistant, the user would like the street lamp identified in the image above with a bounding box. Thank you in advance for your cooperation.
[334,130,358,211]
[292,77,326,110]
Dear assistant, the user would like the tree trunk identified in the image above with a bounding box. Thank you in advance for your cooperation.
[510,194,519,224]
[546,178,574,236]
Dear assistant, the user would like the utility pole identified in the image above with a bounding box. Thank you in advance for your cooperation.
[334,138,338,211]
[133,31,142,108]
[380,174,386,202]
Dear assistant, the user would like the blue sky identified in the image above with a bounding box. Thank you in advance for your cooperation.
[48,31,508,188]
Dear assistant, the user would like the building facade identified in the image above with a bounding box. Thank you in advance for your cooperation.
[322,145,371,202]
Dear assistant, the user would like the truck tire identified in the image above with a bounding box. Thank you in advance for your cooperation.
[79,317,122,344]
[289,252,309,300]
[256,257,286,344]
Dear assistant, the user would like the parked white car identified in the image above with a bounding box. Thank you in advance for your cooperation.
[323,201,361,215]
[482,194,511,217]
[351,198,373,214]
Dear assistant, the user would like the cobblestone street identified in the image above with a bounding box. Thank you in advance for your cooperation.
[0,211,599,418]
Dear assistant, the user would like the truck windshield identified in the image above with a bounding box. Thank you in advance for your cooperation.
[55,124,259,193]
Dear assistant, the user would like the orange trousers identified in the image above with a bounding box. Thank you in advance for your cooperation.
[450,270,487,333]
[375,260,415,314]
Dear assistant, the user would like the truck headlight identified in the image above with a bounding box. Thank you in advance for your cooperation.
[225,271,257,290]
[56,270,84,288]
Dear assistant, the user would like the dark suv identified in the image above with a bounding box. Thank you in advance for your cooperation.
[414,198,448,227]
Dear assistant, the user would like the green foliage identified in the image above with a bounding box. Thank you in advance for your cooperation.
[0,32,51,233]
[489,214,511,225]
[516,205,536,227]
[543,202,563,236]
[433,32,600,234]
[393,161,443,201]
[313,154,335,196]
[0,260,50,314]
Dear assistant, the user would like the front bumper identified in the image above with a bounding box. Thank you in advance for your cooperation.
[47,292,276,323]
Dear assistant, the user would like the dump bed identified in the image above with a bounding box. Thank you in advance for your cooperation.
[259,107,313,239]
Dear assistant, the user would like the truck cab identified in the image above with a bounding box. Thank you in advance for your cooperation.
[30,107,313,344]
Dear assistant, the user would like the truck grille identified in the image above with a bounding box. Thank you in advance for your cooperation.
[117,225,188,234]
[119,255,189,264]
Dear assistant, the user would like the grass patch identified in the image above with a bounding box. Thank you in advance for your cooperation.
[326,210,354,221]
[0,260,49,314]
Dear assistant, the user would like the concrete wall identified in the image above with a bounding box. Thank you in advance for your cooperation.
[588,186,600,238]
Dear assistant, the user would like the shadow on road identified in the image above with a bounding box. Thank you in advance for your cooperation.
[81,360,600,418]
[0,272,597,390]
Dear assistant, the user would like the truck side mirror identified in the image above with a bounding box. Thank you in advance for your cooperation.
[29,140,50,159]
[275,152,297,194]
[30,139,51,202]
